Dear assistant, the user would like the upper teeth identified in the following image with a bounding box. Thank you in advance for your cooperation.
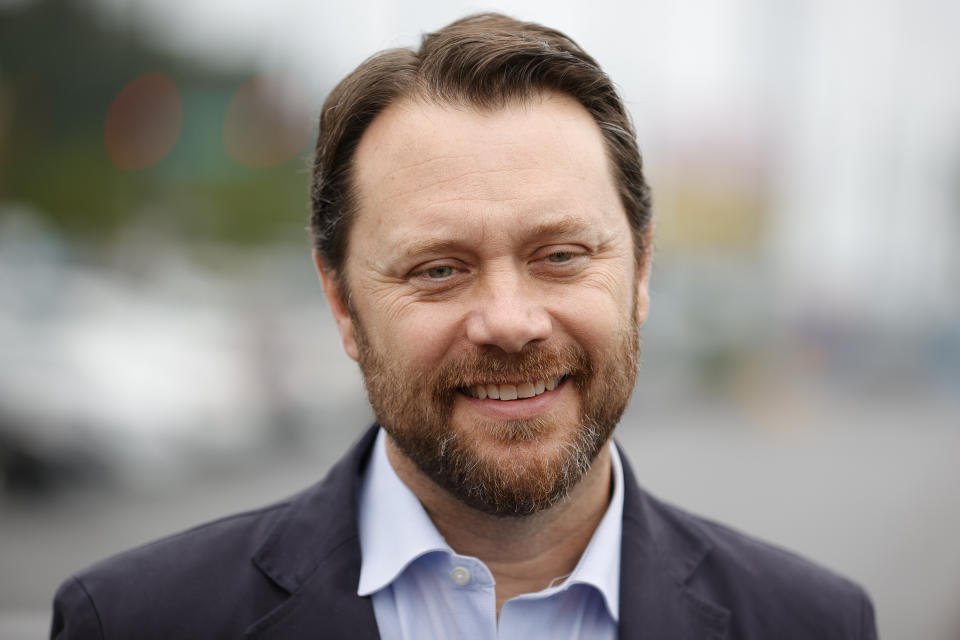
[465,377,563,400]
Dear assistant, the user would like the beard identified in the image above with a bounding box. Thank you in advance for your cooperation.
[353,314,640,517]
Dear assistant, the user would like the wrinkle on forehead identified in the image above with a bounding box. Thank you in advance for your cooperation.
[365,150,565,214]
[382,166,543,207]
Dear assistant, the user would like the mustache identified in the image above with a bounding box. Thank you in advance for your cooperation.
[431,344,592,394]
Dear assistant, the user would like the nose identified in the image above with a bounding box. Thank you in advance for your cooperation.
[464,271,552,353]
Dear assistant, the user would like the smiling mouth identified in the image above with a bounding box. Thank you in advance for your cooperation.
[460,375,568,401]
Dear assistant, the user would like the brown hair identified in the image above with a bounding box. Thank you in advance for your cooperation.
[310,12,651,277]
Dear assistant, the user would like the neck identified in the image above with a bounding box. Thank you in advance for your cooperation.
[385,436,613,615]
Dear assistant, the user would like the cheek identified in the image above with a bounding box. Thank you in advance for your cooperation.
[549,285,633,349]
[554,309,622,353]
[362,300,465,368]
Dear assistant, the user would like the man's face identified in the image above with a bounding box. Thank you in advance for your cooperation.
[320,93,650,516]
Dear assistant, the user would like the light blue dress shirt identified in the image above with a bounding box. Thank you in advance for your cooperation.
[357,427,624,640]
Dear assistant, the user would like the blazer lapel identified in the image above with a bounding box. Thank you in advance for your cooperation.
[245,540,379,640]
[617,452,730,640]
[245,427,382,640]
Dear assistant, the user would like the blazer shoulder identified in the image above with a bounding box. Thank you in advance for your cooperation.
[51,500,293,640]
[51,427,379,639]
[654,497,877,639]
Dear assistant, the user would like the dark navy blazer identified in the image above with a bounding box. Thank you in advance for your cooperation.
[51,426,878,639]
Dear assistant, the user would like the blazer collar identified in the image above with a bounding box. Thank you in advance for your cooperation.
[244,426,729,640]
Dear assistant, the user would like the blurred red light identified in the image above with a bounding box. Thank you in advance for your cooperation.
[104,73,183,170]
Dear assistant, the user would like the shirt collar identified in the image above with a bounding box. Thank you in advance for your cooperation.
[357,428,450,596]
[561,437,624,620]
[356,427,625,620]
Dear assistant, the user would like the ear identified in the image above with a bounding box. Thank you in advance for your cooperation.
[313,250,360,362]
[635,232,653,326]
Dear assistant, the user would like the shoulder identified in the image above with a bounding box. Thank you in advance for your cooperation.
[617,447,877,639]
[51,426,378,639]
[51,501,292,639]
[658,497,877,639]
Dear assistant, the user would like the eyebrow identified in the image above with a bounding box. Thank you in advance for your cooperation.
[399,237,471,259]
[524,215,595,240]
[399,214,599,259]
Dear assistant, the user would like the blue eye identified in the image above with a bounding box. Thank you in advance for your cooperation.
[425,265,455,279]
[546,251,575,263]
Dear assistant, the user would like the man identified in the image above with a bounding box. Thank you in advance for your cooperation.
[52,13,877,639]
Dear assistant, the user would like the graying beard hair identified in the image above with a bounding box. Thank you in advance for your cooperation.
[434,416,603,517]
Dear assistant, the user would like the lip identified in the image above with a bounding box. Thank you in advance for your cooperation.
[455,376,571,420]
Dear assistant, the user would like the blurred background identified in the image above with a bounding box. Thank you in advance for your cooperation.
[1,0,958,637]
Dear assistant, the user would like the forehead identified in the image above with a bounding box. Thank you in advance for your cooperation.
[348,93,627,255]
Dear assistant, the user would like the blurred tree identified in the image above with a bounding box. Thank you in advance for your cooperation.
[0,0,313,247]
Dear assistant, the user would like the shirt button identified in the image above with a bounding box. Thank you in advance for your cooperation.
[450,566,471,586]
